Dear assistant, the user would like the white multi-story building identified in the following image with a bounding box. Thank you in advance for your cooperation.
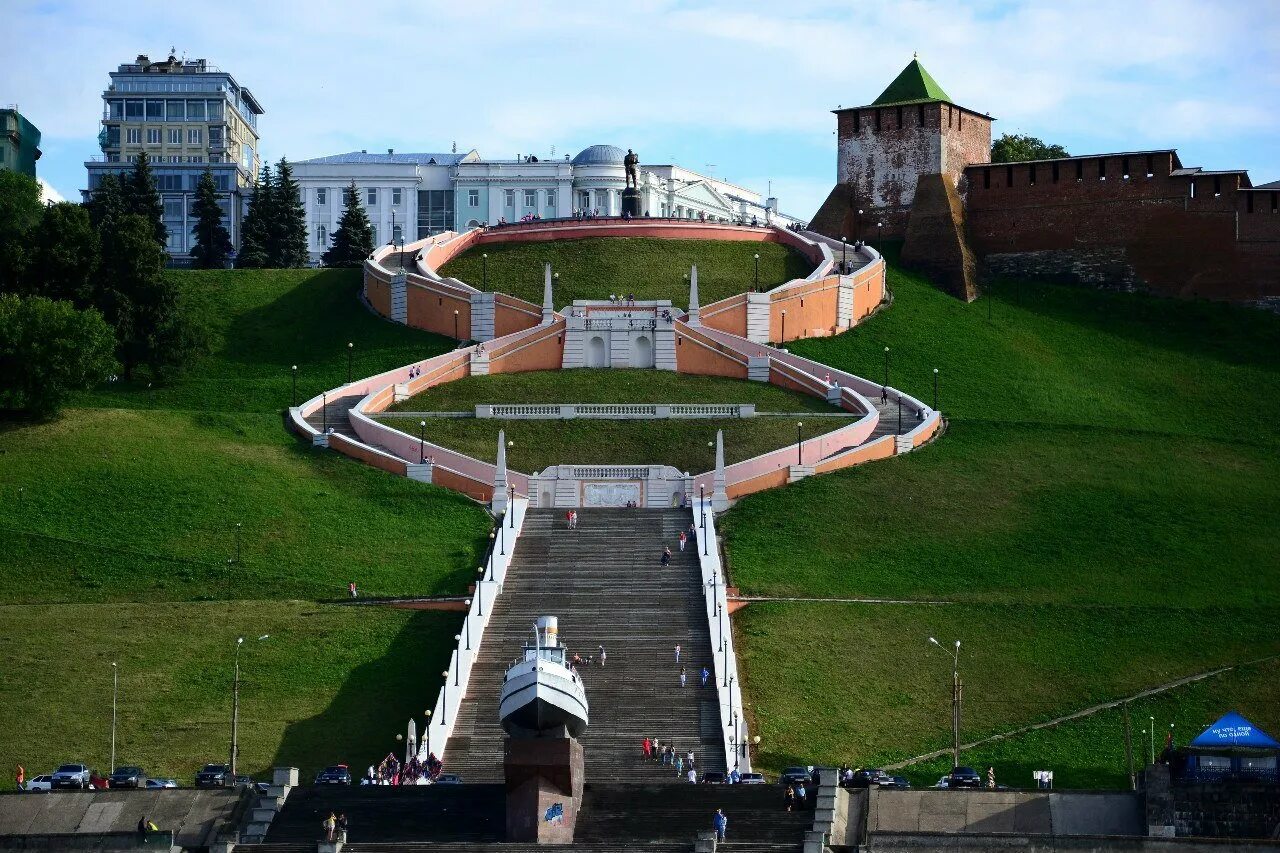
[292,144,799,264]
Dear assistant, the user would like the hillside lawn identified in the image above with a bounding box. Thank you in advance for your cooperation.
[438,236,812,308]
[0,269,490,781]
[726,248,1280,785]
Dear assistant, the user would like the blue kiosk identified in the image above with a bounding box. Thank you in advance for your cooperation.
[1178,711,1280,783]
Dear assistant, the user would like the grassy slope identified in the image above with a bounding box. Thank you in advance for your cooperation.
[724,249,1280,782]
[0,268,489,781]
[438,237,811,308]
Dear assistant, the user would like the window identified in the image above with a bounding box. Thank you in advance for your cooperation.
[125,100,143,120]
[126,128,141,144]
[579,191,590,209]
[392,188,402,206]
[1122,157,1130,179]
[983,168,990,189]
[1029,164,1037,186]
[918,103,925,125]
[468,189,479,207]
[947,105,952,128]
[317,188,327,205]
[504,189,515,206]
[546,188,557,208]
[1189,179,1196,199]
[207,101,223,121]
[596,190,609,210]
[208,127,222,145]
[106,126,120,147]
[186,128,202,145]
[163,199,183,219]
[392,224,403,243]
[1213,176,1221,197]
[146,128,161,145]
[1052,162,1060,183]
[166,100,184,121]
[146,99,163,120]
[109,100,124,120]
[189,155,204,163]
[524,190,536,207]
[1272,192,1277,213]
[366,187,377,205]
[416,189,455,237]
[317,224,327,245]
[1146,154,1155,178]
[1076,160,1084,181]
[1005,165,1013,187]
[157,174,183,191]
[1247,193,1254,213]
[168,129,182,144]
[186,100,206,120]
[166,230,184,251]
[1097,158,1106,180]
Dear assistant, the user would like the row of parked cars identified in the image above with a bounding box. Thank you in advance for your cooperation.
[22,765,179,792]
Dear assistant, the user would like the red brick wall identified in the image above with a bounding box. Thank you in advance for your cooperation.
[675,325,749,378]
[770,277,842,341]
[407,283,472,339]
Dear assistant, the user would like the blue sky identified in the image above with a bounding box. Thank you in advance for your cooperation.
[10,0,1280,216]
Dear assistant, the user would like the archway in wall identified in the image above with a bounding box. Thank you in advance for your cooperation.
[587,336,607,368]
[466,219,481,228]
[632,335,654,368]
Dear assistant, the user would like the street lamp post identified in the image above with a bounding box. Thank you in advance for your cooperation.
[321,391,328,433]
[453,649,460,687]
[509,480,515,528]
[291,365,297,407]
[897,394,902,433]
[347,342,354,384]
[718,600,724,651]
[780,309,786,344]
[1149,716,1155,765]
[453,310,460,340]
[441,671,449,724]
[234,522,242,564]
[482,253,488,290]
[424,709,432,756]
[933,368,939,411]
[928,637,963,768]
[699,485,705,529]
[499,518,505,556]
[877,221,884,251]
[883,346,890,387]
[419,420,426,463]
[840,236,847,274]
[488,530,496,581]
[110,662,118,773]
[753,253,760,291]
[230,634,270,781]
[856,209,864,242]
[796,421,803,465]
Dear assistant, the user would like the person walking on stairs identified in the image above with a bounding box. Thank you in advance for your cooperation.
[598,645,607,667]
[643,737,651,761]
[661,546,671,566]
[785,784,796,812]
[322,813,337,842]
[680,666,687,687]
[674,644,681,662]
[687,766,698,783]
[675,754,684,776]
[678,531,687,551]
[700,666,709,687]
[713,808,728,841]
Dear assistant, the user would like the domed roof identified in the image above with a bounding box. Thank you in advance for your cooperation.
[571,144,626,166]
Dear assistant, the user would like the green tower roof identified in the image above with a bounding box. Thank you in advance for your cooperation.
[871,58,952,106]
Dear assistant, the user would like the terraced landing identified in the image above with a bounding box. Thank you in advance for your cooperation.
[443,508,726,783]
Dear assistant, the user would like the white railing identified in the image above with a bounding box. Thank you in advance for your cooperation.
[694,498,751,773]
[570,466,655,479]
[418,498,528,767]
[475,403,756,420]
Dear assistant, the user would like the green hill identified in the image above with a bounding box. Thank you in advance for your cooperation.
[438,236,812,307]
[0,268,488,782]
[725,249,1280,787]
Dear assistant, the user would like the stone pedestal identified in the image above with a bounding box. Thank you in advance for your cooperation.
[505,736,585,843]
[621,186,641,217]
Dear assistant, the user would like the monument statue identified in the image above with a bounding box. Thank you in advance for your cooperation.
[624,149,639,188]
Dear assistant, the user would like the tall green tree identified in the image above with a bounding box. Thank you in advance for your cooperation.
[87,173,127,230]
[96,212,168,378]
[26,202,100,304]
[0,293,118,417]
[125,151,167,246]
[322,180,373,268]
[189,169,233,269]
[990,133,1069,163]
[0,170,43,294]
[236,164,272,269]
[270,157,310,267]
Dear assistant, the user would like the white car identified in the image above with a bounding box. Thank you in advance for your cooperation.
[933,776,950,788]
[24,775,52,792]
[145,778,179,789]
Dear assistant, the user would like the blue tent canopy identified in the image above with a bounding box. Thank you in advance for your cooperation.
[1190,711,1280,749]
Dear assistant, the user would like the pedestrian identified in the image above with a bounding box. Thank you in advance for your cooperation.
[880,385,888,404]
[598,645,607,667]
[688,767,698,783]
[348,581,358,598]
[565,509,573,529]
[796,783,807,809]
[323,812,337,842]
[700,666,709,687]
[987,766,996,788]
[137,816,148,841]
[678,531,687,551]
[688,522,697,544]
[660,546,671,566]
[337,813,349,843]
[651,738,661,761]
[572,510,579,529]
[674,644,681,662]
[713,808,728,841]
[675,755,684,775]
[687,750,695,769]
[643,737,651,760]
[730,765,740,784]
[679,666,687,687]
[15,765,23,791]
[664,745,674,766]
[785,784,795,811]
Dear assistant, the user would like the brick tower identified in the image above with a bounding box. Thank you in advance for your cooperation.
[811,57,993,241]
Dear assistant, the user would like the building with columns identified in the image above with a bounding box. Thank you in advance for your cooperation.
[293,144,800,264]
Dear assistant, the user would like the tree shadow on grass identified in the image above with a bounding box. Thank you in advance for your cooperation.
[268,609,461,780]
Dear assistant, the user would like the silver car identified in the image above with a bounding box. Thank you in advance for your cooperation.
[51,764,90,790]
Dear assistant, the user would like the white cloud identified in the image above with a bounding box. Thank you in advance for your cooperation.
[37,178,64,205]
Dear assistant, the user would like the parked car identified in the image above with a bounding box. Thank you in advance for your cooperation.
[50,764,91,790]
[23,775,52,792]
[195,764,230,788]
[233,775,255,788]
[314,765,352,785]
[145,778,179,789]
[738,772,766,785]
[779,766,811,786]
[946,766,983,789]
[845,768,891,788]
[109,766,147,788]
[700,771,727,784]
[434,773,463,784]
[879,775,912,789]
[933,776,950,789]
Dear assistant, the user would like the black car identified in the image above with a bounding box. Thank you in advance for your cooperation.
[879,775,911,789]
[314,765,352,785]
[109,766,146,788]
[195,764,229,788]
[700,771,727,784]
[780,766,811,786]
[845,768,890,788]
[946,766,983,788]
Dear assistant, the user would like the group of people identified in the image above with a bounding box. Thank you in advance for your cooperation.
[643,738,702,780]
[563,509,579,529]
[407,364,424,380]
[321,812,349,842]
[362,751,444,786]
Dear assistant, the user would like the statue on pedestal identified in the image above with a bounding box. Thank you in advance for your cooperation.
[624,149,639,188]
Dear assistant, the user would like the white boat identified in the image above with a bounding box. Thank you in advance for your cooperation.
[499,616,589,738]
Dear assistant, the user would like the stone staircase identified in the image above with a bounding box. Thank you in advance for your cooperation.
[443,508,727,783]
[304,392,365,440]
[258,784,504,845]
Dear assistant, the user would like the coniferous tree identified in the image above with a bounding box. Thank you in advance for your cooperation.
[322,181,374,268]
[270,157,310,267]
[26,202,100,304]
[0,170,43,294]
[236,164,272,268]
[189,169,233,269]
[87,173,127,230]
[125,152,167,247]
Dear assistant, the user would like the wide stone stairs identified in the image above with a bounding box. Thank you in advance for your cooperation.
[443,508,727,784]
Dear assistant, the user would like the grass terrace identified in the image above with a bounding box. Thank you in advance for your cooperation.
[726,246,1280,787]
[0,268,489,781]
[438,236,812,308]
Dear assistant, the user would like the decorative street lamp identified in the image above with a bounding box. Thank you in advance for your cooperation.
[440,671,450,723]
[424,709,432,756]
[933,368,939,411]
[321,391,328,433]
[453,309,460,340]
[699,484,705,530]
[928,637,963,768]
[419,420,426,463]
[840,236,847,274]
[877,221,884,250]
[856,208,864,242]
[883,346,890,387]
[110,662,118,774]
[453,649,460,686]
[780,309,787,343]
[230,634,270,781]
[347,342,354,384]
[488,531,496,581]
[290,365,298,406]
[753,253,760,291]
[796,421,803,465]
[482,253,488,290]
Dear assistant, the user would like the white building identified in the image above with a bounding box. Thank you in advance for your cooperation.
[292,144,800,264]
